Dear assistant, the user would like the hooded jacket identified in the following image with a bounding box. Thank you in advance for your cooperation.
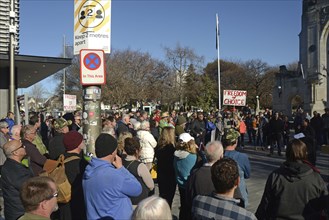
[256,160,328,220]
[82,157,142,220]
[173,150,197,188]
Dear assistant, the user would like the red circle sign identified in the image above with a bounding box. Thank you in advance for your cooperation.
[83,53,101,70]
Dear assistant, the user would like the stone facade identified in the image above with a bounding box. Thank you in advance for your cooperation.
[273,0,329,116]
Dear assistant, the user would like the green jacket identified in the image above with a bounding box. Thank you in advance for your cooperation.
[18,212,50,220]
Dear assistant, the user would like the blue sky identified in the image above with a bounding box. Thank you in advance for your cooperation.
[19,0,302,94]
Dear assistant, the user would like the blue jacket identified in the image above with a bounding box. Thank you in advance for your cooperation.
[173,150,197,188]
[82,157,142,220]
[224,150,251,207]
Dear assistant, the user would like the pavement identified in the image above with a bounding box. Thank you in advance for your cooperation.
[168,145,329,218]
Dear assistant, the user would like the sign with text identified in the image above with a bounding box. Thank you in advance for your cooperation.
[74,0,112,54]
[80,49,106,85]
[63,94,77,111]
[223,90,247,106]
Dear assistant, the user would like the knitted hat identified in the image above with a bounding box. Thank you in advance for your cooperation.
[54,118,72,131]
[63,131,83,151]
[179,133,194,143]
[176,116,187,126]
[95,133,118,158]
[224,128,240,142]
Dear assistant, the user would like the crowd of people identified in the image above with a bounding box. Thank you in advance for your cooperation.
[0,107,327,219]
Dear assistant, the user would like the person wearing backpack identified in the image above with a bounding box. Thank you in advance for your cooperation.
[55,130,87,220]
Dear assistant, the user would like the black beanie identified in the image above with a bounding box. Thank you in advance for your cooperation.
[95,133,118,158]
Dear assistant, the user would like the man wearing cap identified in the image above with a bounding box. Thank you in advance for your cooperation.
[1,140,34,220]
[223,128,251,208]
[83,133,142,219]
[58,131,87,220]
[48,118,71,160]
[159,112,174,134]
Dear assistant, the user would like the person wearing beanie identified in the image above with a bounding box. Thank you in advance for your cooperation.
[83,133,142,220]
[175,115,187,137]
[57,131,87,220]
[48,118,71,160]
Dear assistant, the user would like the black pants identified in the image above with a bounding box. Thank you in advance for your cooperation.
[178,187,188,220]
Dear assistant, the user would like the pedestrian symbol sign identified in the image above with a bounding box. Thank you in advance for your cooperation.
[80,49,106,85]
[74,0,112,55]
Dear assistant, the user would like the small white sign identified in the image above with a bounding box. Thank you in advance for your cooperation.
[80,49,106,85]
[63,94,77,111]
[74,0,112,55]
[223,90,247,106]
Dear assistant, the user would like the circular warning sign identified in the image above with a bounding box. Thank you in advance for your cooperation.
[83,53,101,70]
[79,0,105,28]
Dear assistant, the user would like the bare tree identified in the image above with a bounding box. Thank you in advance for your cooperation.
[29,83,48,111]
[164,43,204,106]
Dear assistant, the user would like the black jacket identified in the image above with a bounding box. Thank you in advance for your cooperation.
[56,152,87,220]
[1,158,34,220]
[256,161,328,220]
[48,132,66,160]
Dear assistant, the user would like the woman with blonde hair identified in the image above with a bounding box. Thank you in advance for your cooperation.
[116,131,132,157]
[154,126,176,208]
[173,132,197,220]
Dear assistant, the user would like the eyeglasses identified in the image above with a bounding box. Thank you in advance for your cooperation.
[45,191,58,200]
[11,145,25,153]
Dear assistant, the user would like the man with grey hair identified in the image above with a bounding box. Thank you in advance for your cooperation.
[186,141,244,218]
[10,124,22,141]
[116,114,131,136]
[1,140,34,220]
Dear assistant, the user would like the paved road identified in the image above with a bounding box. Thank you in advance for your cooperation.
[168,146,329,218]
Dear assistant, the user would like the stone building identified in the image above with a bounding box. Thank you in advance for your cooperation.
[273,0,329,116]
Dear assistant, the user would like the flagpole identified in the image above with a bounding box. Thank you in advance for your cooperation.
[216,13,221,110]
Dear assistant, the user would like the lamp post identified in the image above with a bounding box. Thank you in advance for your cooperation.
[256,95,260,114]
[278,86,282,98]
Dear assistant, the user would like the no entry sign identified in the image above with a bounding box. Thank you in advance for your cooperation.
[80,49,106,85]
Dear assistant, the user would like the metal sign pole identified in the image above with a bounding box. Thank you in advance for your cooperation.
[82,86,102,155]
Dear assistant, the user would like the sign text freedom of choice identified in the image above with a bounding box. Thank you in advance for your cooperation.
[223,90,247,106]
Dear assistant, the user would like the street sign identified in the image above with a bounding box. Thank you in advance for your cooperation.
[63,94,77,111]
[80,49,106,85]
[74,0,112,55]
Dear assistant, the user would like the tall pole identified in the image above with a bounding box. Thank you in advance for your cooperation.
[9,0,16,113]
[216,13,221,110]
[63,35,66,96]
